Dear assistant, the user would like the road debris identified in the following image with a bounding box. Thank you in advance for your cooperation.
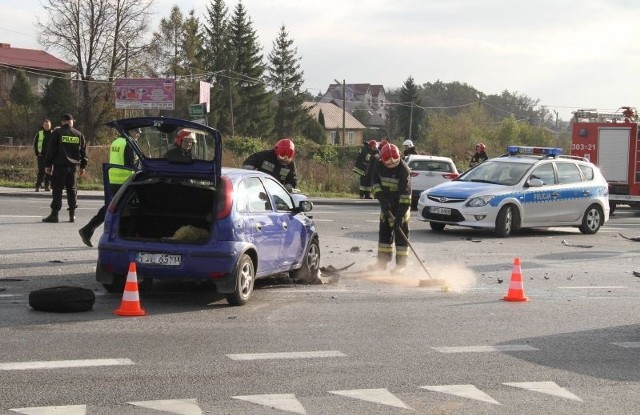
[619,233,640,241]
[561,239,593,248]
[320,262,355,277]
[632,271,640,278]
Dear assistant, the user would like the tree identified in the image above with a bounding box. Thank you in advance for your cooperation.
[10,71,36,106]
[1,71,38,140]
[266,24,305,138]
[395,76,424,142]
[40,77,74,121]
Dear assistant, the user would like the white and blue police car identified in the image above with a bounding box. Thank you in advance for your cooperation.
[417,146,610,237]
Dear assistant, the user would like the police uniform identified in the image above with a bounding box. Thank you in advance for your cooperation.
[353,143,378,198]
[370,158,412,269]
[243,149,297,188]
[33,127,53,191]
[43,118,87,223]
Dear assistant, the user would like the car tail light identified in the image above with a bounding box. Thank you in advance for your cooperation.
[209,272,226,279]
[443,173,459,180]
[410,172,419,177]
[217,176,233,219]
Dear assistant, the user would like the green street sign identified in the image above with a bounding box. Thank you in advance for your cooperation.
[189,103,205,117]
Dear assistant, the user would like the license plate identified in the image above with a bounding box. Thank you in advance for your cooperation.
[137,252,181,266]
[430,206,451,215]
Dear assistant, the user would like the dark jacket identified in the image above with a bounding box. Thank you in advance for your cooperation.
[371,158,412,220]
[243,149,297,188]
[45,124,88,168]
[403,146,418,158]
[33,129,53,157]
[353,143,378,176]
[470,151,489,167]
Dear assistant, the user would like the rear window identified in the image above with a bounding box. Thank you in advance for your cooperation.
[409,160,452,172]
[129,124,217,162]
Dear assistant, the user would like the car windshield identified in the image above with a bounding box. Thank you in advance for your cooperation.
[127,123,217,162]
[460,160,531,186]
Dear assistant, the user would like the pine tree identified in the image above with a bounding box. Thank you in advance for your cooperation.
[396,76,424,142]
[266,24,305,138]
[10,71,37,106]
[40,77,74,121]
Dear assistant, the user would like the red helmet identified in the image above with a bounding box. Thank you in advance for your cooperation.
[379,139,389,150]
[380,144,401,168]
[176,129,196,146]
[367,139,378,149]
[476,142,486,151]
[274,138,295,164]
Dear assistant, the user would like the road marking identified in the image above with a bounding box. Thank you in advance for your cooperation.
[226,350,346,361]
[128,398,203,415]
[557,286,627,289]
[420,384,500,405]
[612,342,640,348]
[310,218,332,222]
[329,388,412,409]
[0,358,134,371]
[503,381,583,402]
[9,405,87,414]
[0,215,43,218]
[232,394,306,414]
[431,345,539,353]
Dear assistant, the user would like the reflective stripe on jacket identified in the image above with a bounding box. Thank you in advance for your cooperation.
[108,137,133,184]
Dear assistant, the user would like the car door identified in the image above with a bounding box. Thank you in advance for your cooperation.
[553,161,588,222]
[522,162,560,225]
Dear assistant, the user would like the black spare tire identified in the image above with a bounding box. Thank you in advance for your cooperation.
[29,286,95,313]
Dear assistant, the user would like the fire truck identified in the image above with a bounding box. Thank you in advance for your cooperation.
[570,106,639,214]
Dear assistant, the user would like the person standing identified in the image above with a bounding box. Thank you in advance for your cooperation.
[164,129,196,160]
[33,118,53,192]
[352,139,379,199]
[242,138,297,192]
[469,142,489,168]
[368,143,412,274]
[78,130,139,247]
[42,114,87,223]
[402,139,418,158]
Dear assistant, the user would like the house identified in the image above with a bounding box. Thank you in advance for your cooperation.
[304,101,366,145]
[0,43,75,103]
[319,83,388,131]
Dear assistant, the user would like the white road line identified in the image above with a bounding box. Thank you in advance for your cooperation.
[557,286,627,289]
[503,381,583,402]
[431,345,539,353]
[232,394,306,415]
[329,388,412,410]
[9,405,87,414]
[0,358,134,371]
[128,398,203,415]
[226,350,346,361]
[0,215,42,218]
[611,342,640,348]
[420,384,500,405]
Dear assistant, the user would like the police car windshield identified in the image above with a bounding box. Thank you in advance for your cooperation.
[461,161,530,186]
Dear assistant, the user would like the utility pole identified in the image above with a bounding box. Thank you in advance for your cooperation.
[228,68,235,137]
[408,101,414,140]
[335,79,346,145]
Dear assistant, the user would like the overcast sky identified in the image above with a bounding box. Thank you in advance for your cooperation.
[2,0,640,120]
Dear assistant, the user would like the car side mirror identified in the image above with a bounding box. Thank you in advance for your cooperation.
[298,200,313,213]
[527,178,544,187]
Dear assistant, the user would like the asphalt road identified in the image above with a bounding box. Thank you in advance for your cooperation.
[0,189,639,414]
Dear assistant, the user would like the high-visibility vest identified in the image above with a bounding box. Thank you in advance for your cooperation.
[108,137,134,184]
[36,130,45,153]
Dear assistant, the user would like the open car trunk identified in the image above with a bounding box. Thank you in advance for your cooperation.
[117,179,216,243]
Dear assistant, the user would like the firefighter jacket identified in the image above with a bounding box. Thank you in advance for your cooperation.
[45,124,88,169]
[243,149,297,188]
[371,158,412,220]
[403,146,418,158]
[108,136,137,185]
[352,144,378,176]
[469,151,488,167]
[33,129,53,156]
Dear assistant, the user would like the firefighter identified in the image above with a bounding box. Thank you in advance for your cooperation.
[469,142,488,168]
[33,118,53,192]
[42,114,87,223]
[353,139,379,199]
[164,129,196,160]
[368,143,412,274]
[78,129,139,247]
[242,138,297,192]
[403,139,418,158]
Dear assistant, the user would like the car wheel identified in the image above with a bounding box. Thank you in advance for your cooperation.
[290,238,321,283]
[102,274,126,294]
[495,205,515,237]
[579,204,603,234]
[609,201,616,215]
[429,222,446,232]
[226,254,255,306]
[29,286,95,313]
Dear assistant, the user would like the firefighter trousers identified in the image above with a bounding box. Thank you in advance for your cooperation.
[375,210,409,266]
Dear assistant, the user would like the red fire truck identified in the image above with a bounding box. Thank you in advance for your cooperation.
[570,106,639,214]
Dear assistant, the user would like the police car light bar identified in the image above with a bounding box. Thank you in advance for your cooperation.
[507,146,562,156]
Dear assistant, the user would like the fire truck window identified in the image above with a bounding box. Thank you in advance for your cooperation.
[530,164,555,185]
[556,162,582,184]
[578,165,594,181]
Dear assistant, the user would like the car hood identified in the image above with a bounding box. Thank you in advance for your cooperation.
[427,180,503,199]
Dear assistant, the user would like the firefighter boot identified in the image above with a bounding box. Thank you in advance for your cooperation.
[367,259,388,272]
[42,211,59,223]
[391,258,407,275]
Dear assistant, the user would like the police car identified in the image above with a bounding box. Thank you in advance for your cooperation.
[417,146,610,237]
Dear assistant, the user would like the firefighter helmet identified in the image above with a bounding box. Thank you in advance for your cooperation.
[380,139,389,150]
[176,129,196,146]
[274,138,295,164]
[476,142,486,151]
[367,139,378,149]
[403,139,414,148]
[380,144,401,168]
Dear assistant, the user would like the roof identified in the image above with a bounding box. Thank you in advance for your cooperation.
[0,43,75,72]
[303,102,366,130]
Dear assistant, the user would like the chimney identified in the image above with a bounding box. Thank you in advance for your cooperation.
[0,43,11,48]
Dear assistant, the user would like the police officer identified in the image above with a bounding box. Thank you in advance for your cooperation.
[33,118,53,192]
[402,139,418,158]
[353,139,379,199]
[42,113,87,223]
[243,138,297,192]
[368,143,412,274]
[78,129,139,247]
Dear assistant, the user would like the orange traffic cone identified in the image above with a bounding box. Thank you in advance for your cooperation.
[114,262,147,316]
[503,257,528,302]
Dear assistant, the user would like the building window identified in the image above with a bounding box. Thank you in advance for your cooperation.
[38,77,52,96]
[330,131,337,145]
[347,131,355,145]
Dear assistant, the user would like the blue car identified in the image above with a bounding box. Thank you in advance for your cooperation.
[96,117,320,305]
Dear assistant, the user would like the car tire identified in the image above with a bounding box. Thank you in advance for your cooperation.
[226,253,255,306]
[29,286,95,313]
[102,274,126,294]
[495,205,516,237]
[609,201,617,215]
[579,204,603,234]
[429,222,446,232]
[290,238,321,283]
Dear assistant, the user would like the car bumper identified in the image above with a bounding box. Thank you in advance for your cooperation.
[416,201,497,229]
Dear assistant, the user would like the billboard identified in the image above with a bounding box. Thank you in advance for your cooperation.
[114,78,175,110]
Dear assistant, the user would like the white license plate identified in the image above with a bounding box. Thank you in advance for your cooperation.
[430,206,451,215]
[137,252,181,266]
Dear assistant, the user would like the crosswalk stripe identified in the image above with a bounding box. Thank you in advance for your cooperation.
[0,358,134,371]
[503,381,583,402]
[612,342,640,348]
[431,345,539,353]
[420,384,501,405]
[232,393,306,414]
[329,388,412,409]
[9,405,87,415]
[128,398,203,415]
[226,351,346,361]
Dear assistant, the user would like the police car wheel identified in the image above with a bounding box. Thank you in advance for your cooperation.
[429,222,446,232]
[29,286,95,313]
[495,205,516,238]
[579,204,603,234]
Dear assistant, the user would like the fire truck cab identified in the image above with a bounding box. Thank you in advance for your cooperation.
[570,106,639,214]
